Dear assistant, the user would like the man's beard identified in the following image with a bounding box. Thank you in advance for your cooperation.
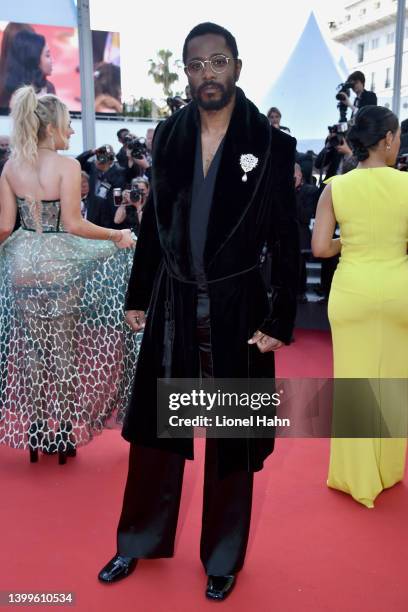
[190,78,235,111]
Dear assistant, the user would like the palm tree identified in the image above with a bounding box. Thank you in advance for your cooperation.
[148,49,180,98]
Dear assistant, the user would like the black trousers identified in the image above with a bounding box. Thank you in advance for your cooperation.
[116,288,254,575]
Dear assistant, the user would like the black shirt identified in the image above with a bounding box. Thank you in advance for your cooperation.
[115,204,144,236]
[355,89,377,110]
[189,131,224,283]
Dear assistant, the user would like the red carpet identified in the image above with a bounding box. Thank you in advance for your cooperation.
[1,329,407,612]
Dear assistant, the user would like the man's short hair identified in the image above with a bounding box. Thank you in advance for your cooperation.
[117,128,129,140]
[182,22,238,64]
[267,107,281,119]
[348,71,365,86]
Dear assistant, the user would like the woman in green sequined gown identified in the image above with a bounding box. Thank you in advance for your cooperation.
[0,86,139,461]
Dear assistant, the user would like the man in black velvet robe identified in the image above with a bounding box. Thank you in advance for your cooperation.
[98,22,299,601]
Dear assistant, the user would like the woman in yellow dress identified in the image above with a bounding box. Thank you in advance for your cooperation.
[312,105,408,508]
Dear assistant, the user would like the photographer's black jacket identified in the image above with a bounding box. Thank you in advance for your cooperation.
[296,183,319,251]
[355,89,377,110]
[115,205,143,235]
[315,147,343,182]
[122,87,299,478]
[77,150,138,228]
[116,145,128,168]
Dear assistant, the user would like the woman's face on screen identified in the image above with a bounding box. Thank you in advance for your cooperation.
[40,44,53,77]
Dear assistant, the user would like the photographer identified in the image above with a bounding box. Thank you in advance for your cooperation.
[77,144,139,228]
[113,177,149,235]
[294,163,319,301]
[267,106,291,134]
[339,71,377,116]
[314,128,357,301]
[315,127,356,182]
[116,128,130,168]
[124,134,152,181]
[267,107,281,129]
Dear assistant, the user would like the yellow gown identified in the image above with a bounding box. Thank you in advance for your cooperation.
[326,167,408,508]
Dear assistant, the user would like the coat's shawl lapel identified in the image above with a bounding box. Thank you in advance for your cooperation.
[204,89,271,270]
[152,102,198,277]
[152,88,271,278]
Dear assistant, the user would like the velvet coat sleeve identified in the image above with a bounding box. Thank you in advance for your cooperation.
[258,133,299,344]
[124,192,162,311]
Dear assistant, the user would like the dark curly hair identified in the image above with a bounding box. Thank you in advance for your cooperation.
[347,105,399,161]
[182,22,238,64]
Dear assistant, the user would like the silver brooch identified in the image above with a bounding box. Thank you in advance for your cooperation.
[240,154,258,182]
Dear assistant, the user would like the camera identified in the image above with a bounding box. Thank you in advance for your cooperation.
[327,122,349,149]
[95,145,115,164]
[124,135,148,160]
[335,81,352,102]
[129,186,145,203]
[335,81,353,122]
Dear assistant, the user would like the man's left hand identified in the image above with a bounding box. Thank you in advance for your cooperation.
[247,331,283,353]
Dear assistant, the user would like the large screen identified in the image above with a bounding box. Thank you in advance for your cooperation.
[0,21,122,113]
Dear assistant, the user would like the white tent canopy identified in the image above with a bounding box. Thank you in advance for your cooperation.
[263,12,349,142]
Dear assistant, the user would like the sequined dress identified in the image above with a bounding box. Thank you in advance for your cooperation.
[0,198,141,452]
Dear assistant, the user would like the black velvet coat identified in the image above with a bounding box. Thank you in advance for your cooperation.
[122,88,299,477]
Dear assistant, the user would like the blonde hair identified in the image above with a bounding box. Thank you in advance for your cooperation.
[10,85,69,165]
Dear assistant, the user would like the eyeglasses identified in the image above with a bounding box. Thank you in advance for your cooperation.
[185,54,233,76]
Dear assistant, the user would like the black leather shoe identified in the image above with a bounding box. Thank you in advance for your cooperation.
[98,554,137,583]
[206,575,236,601]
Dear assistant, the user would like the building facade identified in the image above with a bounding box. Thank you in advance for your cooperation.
[329,0,408,119]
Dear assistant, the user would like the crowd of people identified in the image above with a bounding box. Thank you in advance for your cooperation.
[0,19,407,604]
[76,128,152,232]
[265,71,408,302]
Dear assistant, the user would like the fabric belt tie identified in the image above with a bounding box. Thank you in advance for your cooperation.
[162,262,260,377]
[165,262,260,285]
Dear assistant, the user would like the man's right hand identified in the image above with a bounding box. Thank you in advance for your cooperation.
[125,310,146,332]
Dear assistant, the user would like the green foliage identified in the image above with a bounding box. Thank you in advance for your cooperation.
[148,49,181,98]
[123,97,153,118]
